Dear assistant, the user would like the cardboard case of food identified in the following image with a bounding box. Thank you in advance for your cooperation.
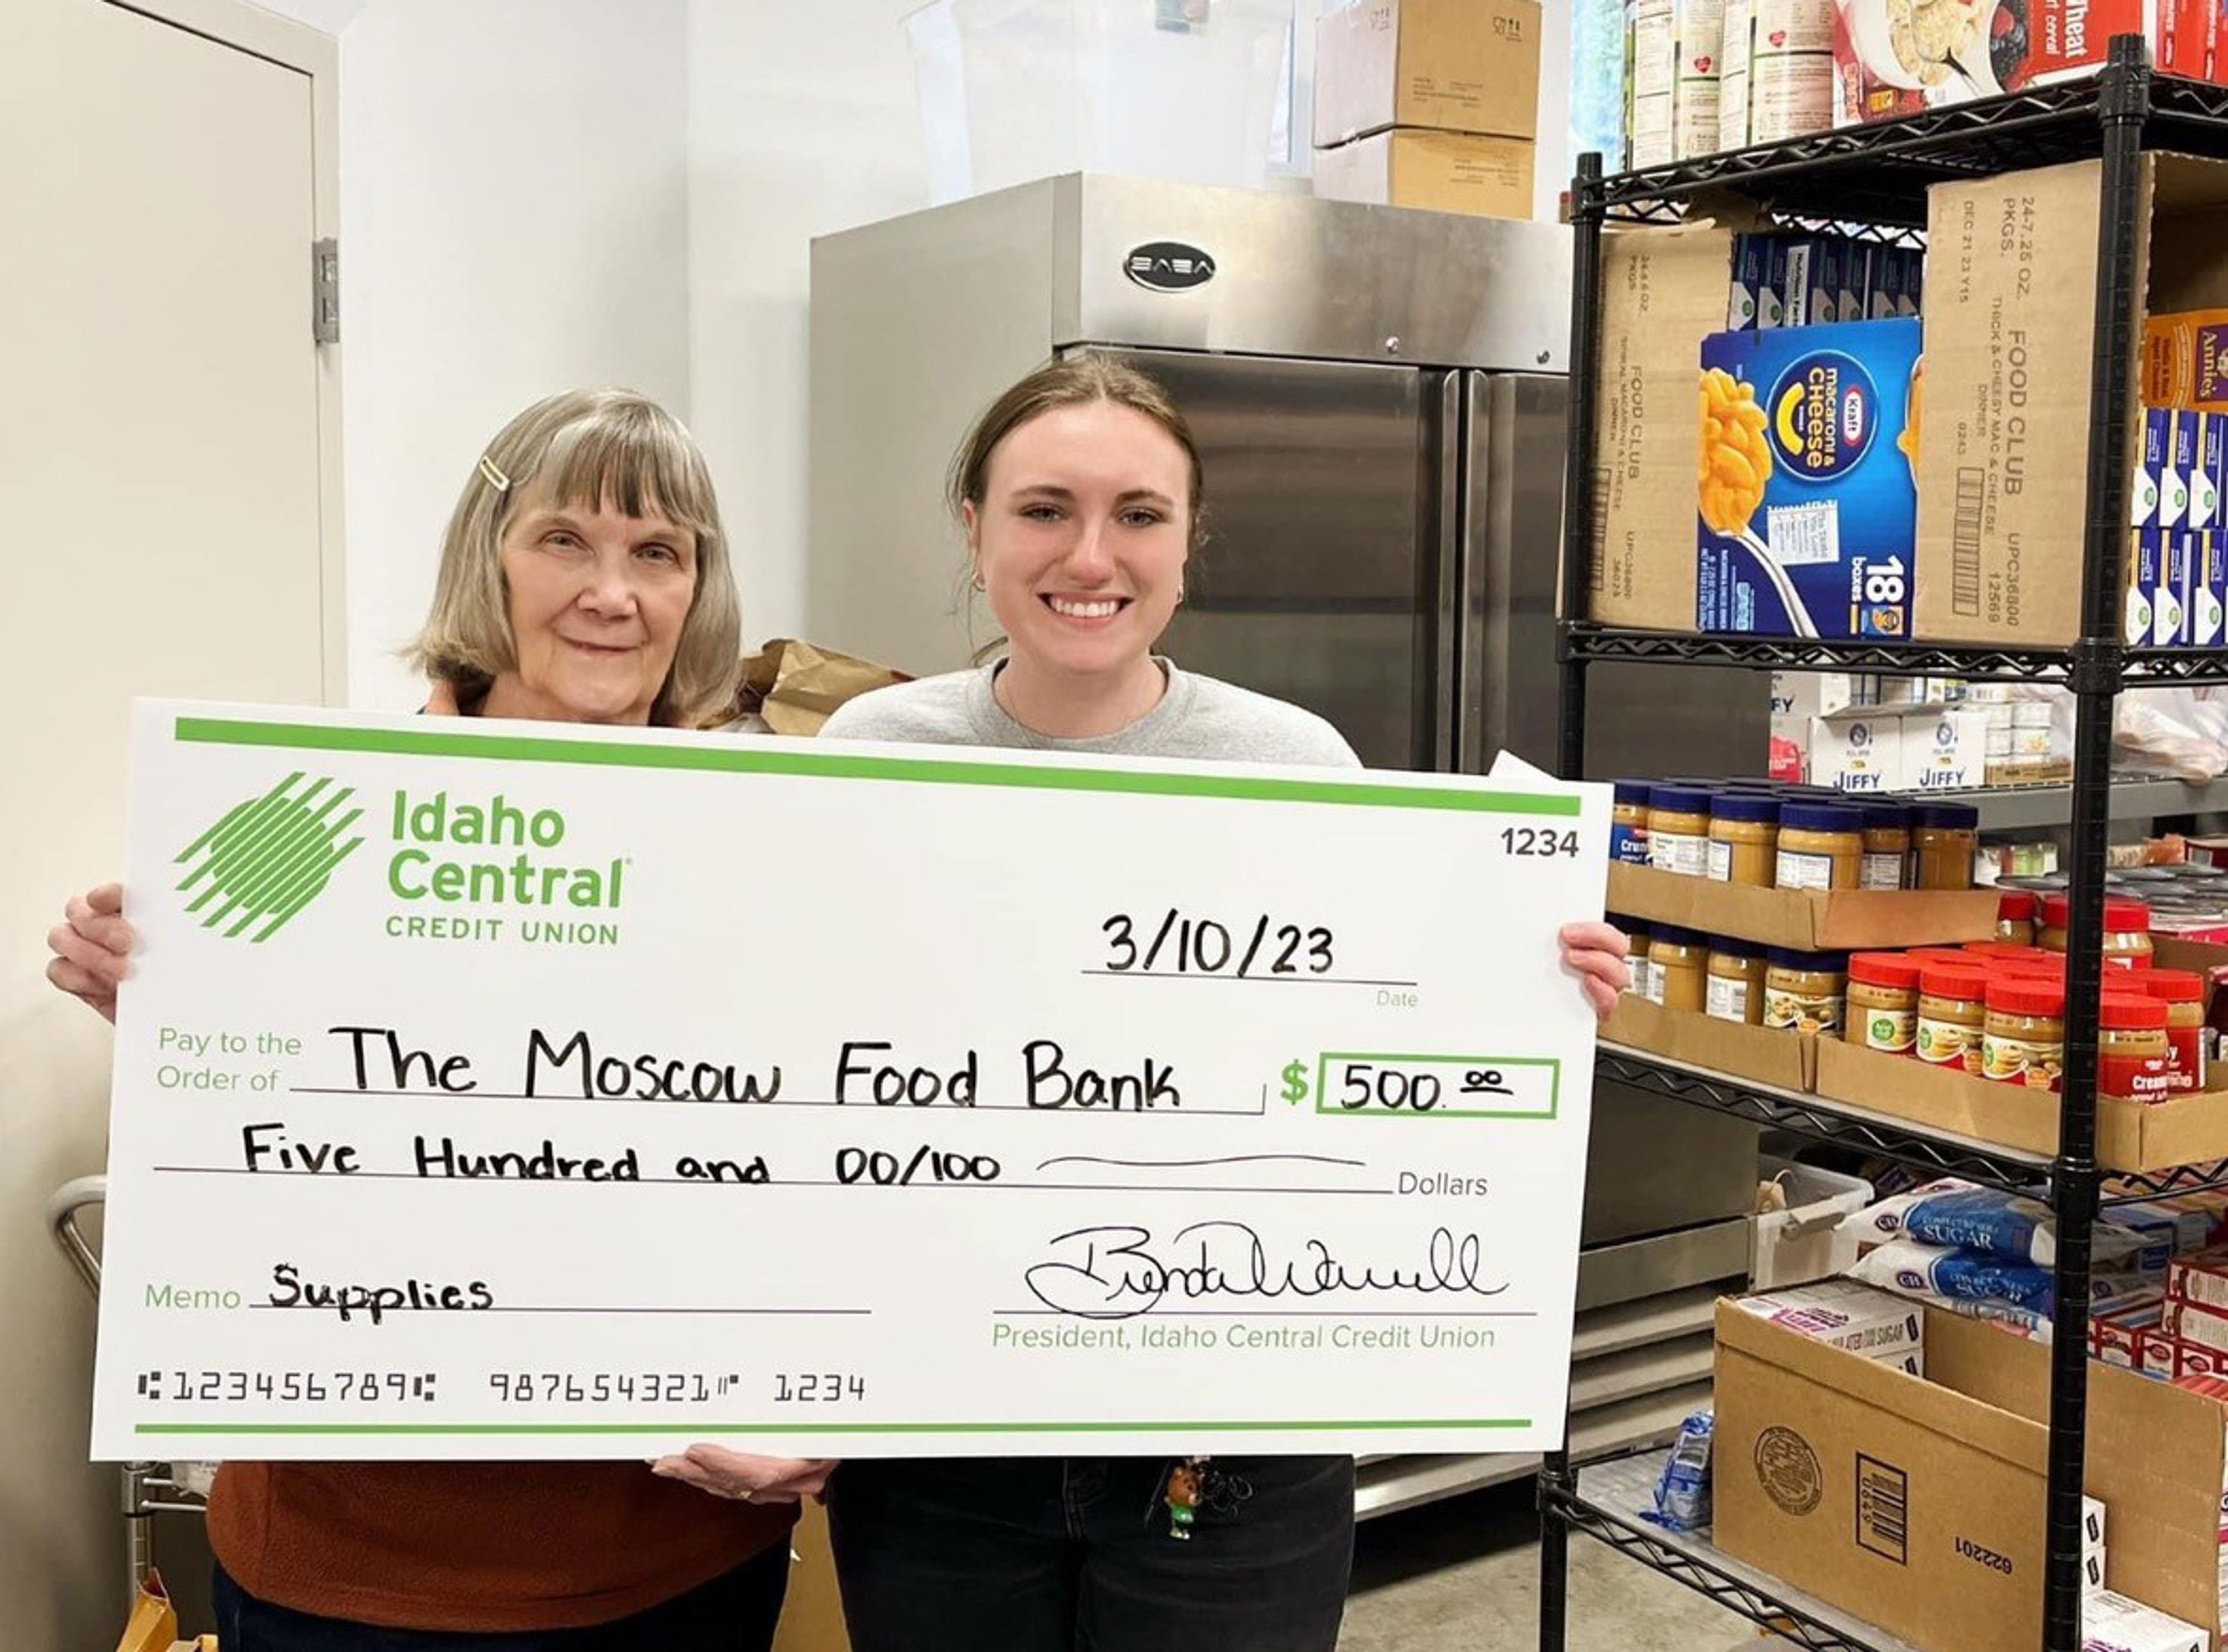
[1603,993,1818,1092]
[1916,153,2228,646]
[1312,0,1542,147]
[1715,1302,2227,1652]
[1815,1035,2228,1172]
[1606,861,2002,950]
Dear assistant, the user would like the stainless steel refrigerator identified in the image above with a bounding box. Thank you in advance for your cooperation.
[808,174,1762,1512]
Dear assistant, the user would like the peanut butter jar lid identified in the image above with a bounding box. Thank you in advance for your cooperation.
[1848,952,1923,989]
[1918,964,1991,1001]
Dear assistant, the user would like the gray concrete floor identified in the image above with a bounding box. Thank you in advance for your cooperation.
[1343,1483,1756,1652]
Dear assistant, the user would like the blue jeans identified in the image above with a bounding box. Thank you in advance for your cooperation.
[826,1455,1354,1652]
[210,1545,787,1651]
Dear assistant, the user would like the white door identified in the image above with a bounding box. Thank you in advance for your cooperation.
[0,0,338,1642]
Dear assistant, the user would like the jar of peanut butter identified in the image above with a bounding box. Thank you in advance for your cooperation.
[1763,948,1849,1035]
[1775,804,1865,892]
[1706,937,1768,1025]
[1916,963,1990,1073]
[1707,796,1781,887]
[1846,951,1921,1055]
[1981,975,2066,1091]
[2140,969,2205,1093]
[2100,993,2172,1101]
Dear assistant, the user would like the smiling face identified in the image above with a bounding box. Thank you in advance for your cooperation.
[488,481,699,725]
[968,399,1193,686]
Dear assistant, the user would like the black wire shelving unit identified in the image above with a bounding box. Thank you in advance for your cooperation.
[1542,41,2228,1652]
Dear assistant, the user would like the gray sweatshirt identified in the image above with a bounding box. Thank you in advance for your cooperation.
[818,659,1362,770]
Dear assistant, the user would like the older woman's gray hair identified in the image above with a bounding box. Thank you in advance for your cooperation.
[408,389,742,728]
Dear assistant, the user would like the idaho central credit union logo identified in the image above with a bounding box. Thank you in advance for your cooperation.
[175,771,364,942]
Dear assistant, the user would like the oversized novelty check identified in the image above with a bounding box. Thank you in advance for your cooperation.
[91,702,1607,1461]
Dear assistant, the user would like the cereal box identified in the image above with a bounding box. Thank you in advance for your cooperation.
[1837,243,1869,325]
[1697,318,1923,637]
[1868,245,1904,320]
[2192,413,2223,529]
[1730,233,1768,330]
[1838,0,2221,130]
[2150,311,2228,415]
[2171,1295,2228,1355]
[1893,246,1922,315]
[2161,532,2195,646]
[2171,1245,2228,1311]
[2196,532,2228,648]
[2081,1587,2208,1652]
[2129,530,2165,647]
[1782,240,1817,326]
[2136,407,2171,529]
[1759,239,1789,328]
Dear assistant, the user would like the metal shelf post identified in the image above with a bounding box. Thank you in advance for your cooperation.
[1540,35,2228,1652]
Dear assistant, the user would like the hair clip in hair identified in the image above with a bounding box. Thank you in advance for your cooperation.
[476,454,512,493]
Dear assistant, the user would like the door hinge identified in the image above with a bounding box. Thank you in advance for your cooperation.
[312,238,340,344]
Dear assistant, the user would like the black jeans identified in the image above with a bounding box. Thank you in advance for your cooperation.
[827,1455,1354,1652]
[209,1545,787,1651]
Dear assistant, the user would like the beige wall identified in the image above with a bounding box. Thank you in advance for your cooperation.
[0,1,341,1644]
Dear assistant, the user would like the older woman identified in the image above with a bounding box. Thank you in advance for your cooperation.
[45,389,827,1650]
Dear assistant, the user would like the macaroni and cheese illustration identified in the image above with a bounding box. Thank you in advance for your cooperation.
[1695,318,1925,639]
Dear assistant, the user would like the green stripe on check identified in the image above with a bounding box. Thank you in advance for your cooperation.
[174,718,1580,816]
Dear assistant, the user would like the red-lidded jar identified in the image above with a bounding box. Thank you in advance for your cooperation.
[2100,993,2173,1101]
[2039,895,2156,970]
[1996,889,2039,946]
[1916,963,1991,1073]
[1981,975,2066,1091]
[2140,970,2207,1094]
[1846,952,1922,1055]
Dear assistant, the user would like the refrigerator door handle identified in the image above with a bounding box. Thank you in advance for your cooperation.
[1433,371,1461,775]
[1457,373,1493,776]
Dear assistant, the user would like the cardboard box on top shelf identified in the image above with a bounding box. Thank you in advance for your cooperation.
[1313,0,1542,148]
[1714,1302,2227,1652]
[1311,129,1535,219]
[1916,154,2228,646]
[1586,195,1765,630]
[1606,860,2001,951]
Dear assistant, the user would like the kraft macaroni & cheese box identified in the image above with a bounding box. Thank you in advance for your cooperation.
[1697,319,1922,638]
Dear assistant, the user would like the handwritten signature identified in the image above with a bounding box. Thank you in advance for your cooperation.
[1022,1221,1509,1320]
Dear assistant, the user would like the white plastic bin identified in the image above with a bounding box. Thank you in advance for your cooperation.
[1750,1156,1874,1290]
[906,0,1296,203]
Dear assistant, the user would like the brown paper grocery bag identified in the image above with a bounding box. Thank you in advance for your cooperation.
[730,639,908,737]
[114,1573,177,1652]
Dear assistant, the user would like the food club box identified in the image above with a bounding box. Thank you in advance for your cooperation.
[1697,317,1922,638]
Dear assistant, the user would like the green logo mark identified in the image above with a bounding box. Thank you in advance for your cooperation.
[175,771,365,941]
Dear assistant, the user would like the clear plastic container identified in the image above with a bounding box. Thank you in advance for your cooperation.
[906,0,1296,203]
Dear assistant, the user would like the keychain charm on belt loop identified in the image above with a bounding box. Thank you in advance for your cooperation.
[1164,1456,1207,1539]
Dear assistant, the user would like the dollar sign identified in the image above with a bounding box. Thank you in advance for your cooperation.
[1281,1059,1309,1105]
